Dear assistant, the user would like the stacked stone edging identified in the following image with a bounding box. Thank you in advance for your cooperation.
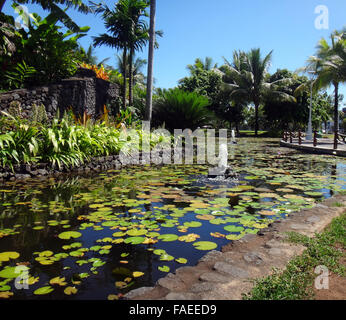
[0,150,173,181]
[0,69,120,120]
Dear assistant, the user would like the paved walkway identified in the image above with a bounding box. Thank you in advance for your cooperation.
[280,138,346,156]
[124,195,346,300]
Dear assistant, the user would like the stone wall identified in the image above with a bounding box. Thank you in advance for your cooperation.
[0,68,120,120]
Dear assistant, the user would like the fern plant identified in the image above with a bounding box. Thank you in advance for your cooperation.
[5,60,36,89]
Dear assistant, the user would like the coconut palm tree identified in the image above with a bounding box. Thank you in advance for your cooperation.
[0,0,90,32]
[306,30,346,149]
[145,0,156,123]
[222,48,294,136]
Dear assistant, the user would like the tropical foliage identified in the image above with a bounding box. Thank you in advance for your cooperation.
[303,30,346,143]
[0,109,164,170]
[0,8,89,89]
[222,49,295,136]
[153,88,214,131]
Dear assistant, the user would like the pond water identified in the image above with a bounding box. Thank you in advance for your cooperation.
[0,138,345,300]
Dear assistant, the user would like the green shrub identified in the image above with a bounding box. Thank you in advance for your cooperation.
[153,88,214,132]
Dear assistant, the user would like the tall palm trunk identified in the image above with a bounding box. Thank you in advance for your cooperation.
[254,103,259,137]
[145,0,156,123]
[0,0,6,12]
[129,47,134,106]
[333,81,339,149]
[122,48,128,110]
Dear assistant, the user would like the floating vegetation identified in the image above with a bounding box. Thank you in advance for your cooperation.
[0,138,345,299]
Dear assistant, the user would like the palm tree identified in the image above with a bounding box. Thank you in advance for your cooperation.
[93,0,149,109]
[116,53,147,85]
[145,0,156,123]
[78,44,110,66]
[222,48,294,136]
[1,0,90,32]
[187,57,218,74]
[306,30,346,149]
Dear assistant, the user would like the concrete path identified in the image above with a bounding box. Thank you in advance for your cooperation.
[124,195,346,300]
[280,139,346,156]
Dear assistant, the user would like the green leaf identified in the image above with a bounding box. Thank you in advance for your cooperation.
[157,234,179,242]
[34,286,54,295]
[193,241,218,251]
[58,231,82,240]
[158,265,170,273]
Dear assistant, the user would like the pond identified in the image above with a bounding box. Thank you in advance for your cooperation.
[0,138,345,300]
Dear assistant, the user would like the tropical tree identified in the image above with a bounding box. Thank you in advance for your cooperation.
[153,88,214,132]
[77,44,110,67]
[186,57,218,74]
[93,0,150,110]
[304,30,346,148]
[145,0,156,123]
[0,0,90,32]
[222,49,294,136]
[116,53,147,86]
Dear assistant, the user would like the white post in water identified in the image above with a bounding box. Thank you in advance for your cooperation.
[218,143,228,169]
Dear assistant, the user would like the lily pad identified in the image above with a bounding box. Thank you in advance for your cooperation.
[157,234,179,242]
[124,237,145,245]
[158,265,170,273]
[193,241,218,251]
[0,252,20,262]
[58,231,82,240]
[34,286,54,295]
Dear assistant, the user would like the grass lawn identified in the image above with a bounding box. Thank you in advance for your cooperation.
[243,211,346,300]
[239,130,268,137]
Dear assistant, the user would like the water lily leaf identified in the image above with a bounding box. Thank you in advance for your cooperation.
[175,258,187,264]
[0,291,13,298]
[70,251,84,258]
[34,286,54,295]
[0,252,20,262]
[58,231,82,240]
[133,271,144,278]
[196,215,215,221]
[178,233,200,242]
[224,225,245,233]
[127,229,147,236]
[115,281,128,289]
[158,265,170,273]
[39,251,53,257]
[124,237,145,245]
[157,234,179,242]
[226,234,244,241]
[159,254,174,261]
[193,241,217,251]
[64,286,78,295]
[93,259,106,267]
[304,191,323,197]
[0,266,28,279]
[49,277,67,286]
[0,285,11,292]
[183,221,202,228]
[153,249,166,256]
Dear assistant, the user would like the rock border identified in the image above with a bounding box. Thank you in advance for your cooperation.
[0,150,172,181]
[125,195,346,300]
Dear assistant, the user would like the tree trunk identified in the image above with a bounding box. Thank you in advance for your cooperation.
[145,0,156,123]
[0,0,6,13]
[129,47,134,106]
[254,103,259,137]
[122,48,127,110]
[333,82,339,150]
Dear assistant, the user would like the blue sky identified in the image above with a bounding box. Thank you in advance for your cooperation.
[3,0,346,99]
